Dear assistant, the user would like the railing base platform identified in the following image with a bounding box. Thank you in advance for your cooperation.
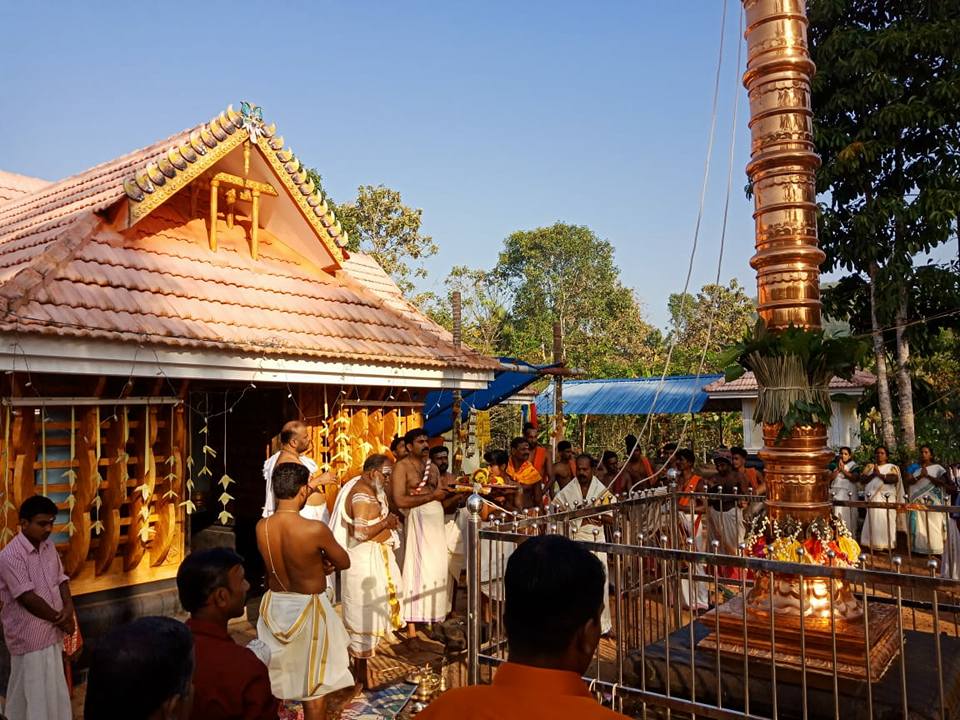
[699,595,900,683]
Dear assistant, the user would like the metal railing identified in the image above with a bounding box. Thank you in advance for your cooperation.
[465,488,960,720]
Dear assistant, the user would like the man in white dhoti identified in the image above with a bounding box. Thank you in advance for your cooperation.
[907,445,949,555]
[861,446,905,551]
[675,449,710,611]
[392,428,450,639]
[330,454,403,677]
[553,454,614,634]
[256,463,353,720]
[830,446,861,534]
[706,450,745,560]
[0,496,74,720]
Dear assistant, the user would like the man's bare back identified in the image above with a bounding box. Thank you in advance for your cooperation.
[256,513,349,595]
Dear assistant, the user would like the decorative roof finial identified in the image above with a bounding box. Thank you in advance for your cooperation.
[239,101,265,144]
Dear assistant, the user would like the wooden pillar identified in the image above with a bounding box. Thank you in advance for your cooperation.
[552,320,564,459]
[208,179,220,252]
[451,291,463,475]
[250,189,261,260]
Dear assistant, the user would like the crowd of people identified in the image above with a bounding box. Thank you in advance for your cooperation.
[1,417,958,720]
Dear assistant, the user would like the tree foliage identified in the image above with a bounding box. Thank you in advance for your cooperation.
[809,0,960,451]
[665,280,755,374]
[491,223,662,377]
[307,171,438,296]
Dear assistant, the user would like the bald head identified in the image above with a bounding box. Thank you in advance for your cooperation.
[280,421,310,454]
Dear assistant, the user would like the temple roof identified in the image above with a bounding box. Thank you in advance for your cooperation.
[0,104,498,377]
[0,170,50,204]
[704,370,876,396]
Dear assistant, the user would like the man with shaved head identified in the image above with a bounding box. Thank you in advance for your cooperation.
[262,420,334,519]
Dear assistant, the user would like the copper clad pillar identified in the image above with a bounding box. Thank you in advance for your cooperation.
[743,0,832,526]
[744,0,823,332]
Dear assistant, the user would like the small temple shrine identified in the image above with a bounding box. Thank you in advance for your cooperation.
[0,103,499,629]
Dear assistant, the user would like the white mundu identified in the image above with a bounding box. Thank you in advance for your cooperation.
[330,478,404,657]
[554,476,614,634]
[257,590,354,701]
[402,499,449,623]
[831,460,859,533]
[861,463,904,550]
[909,464,947,555]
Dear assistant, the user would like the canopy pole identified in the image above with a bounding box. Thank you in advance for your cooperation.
[451,291,463,475]
[552,320,564,460]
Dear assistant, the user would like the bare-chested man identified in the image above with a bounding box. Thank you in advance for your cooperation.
[619,434,655,494]
[393,428,449,639]
[552,440,576,492]
[256,463,353,720]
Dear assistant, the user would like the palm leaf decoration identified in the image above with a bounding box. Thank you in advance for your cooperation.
[720,319,870,438]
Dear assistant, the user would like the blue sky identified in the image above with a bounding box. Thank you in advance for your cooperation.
[0,1,921,329]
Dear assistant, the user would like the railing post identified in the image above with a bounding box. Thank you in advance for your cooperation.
[466,493,482,685]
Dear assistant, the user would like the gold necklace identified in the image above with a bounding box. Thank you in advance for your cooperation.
[274,510,301,514]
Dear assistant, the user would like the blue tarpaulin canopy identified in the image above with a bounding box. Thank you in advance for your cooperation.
[422,358,557,437]
[534,374,723,416]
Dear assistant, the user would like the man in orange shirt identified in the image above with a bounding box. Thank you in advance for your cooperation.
[418,535,628,720]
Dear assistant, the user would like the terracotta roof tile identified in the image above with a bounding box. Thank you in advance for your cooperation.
[0,106,497,374]
[0,170,51,205]
[704,370,876,394]
[0,206,497,371]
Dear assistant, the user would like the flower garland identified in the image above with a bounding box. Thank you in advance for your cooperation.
[745,511,861,567]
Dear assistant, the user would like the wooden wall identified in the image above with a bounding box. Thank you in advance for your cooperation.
[0,403,187,596]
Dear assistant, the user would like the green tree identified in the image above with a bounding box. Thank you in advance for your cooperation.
[307,172,438,296]
[424,266,510,356]
[492,223,662,377]
[665,280,755,374]
[810,0,960,452]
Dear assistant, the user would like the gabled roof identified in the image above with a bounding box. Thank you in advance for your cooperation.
[0,171,50,204]
[704,370,876,396]
[0,104,346,270]
[0,104,499,377]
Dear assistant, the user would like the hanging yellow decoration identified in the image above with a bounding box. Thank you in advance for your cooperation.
[218,404,234,526]
[62,407,78,536]
[40,406,48,495]
[1,405,12,543]
[92,406,104,535]
[137,409,152,543]
[163,406,178,500]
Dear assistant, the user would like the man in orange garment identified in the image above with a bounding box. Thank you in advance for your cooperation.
[506,437,543,509]
[523,422,554,494]
[418,535,628,720]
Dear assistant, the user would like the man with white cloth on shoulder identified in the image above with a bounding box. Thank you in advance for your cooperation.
[256,462,353,720]
[393,427,450,640]
[861,445,905,551]
[907,444,949,555]
[262,420,336,520]
[553,453,614,635]
[329,454,404,681]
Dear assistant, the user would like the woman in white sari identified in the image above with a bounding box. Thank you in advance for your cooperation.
[860,446,904,551]
[907,445,948,555]
[830,446,860,534]
[941,465,960,580]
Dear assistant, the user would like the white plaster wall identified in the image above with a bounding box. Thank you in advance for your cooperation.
[737,396,861,453]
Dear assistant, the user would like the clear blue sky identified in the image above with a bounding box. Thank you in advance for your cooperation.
[1,2,793,328]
